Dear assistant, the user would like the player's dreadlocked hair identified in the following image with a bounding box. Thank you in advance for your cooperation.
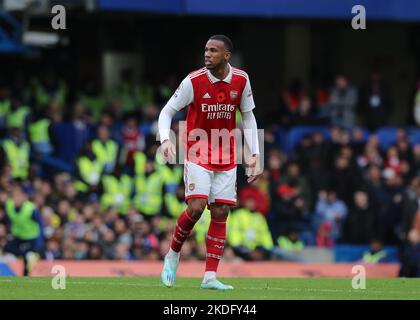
[209,35,234,53]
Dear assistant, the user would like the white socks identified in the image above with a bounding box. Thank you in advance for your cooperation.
[166,248,180,259]
[203,271,216,283]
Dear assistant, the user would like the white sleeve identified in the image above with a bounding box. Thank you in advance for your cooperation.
[241,110,260,155]
[240,77,256,113]
[158,76,193,144]
[166,76,194,112]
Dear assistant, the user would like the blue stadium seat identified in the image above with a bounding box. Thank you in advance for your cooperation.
[351,127,371,142]
[285,126,330,154]
[52,122,91,164]
[375,127,399,151]
[408,128,420,146]
[275,127,288,151]
[334,244,399,262]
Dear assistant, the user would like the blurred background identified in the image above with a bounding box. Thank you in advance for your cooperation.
[0,0,419,277]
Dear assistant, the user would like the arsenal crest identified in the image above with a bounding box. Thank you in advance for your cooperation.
[189,183,195,191]
[230,90,238,100]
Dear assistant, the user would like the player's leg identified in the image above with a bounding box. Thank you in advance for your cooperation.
[161,161,211,287]
[24,239,41,276]
[200,167,236,290]
[4,238,28,276]
[168,198,207,255]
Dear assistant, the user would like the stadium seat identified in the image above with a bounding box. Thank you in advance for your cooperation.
[375,127,399,151]
[52,122,91,164]
[285,126,330,154]
[275,127,288,151]
[334,245,400,262]
[408,128,420,145]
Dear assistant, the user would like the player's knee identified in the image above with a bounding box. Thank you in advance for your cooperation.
[211,203,231,218]
[187,198,207,219]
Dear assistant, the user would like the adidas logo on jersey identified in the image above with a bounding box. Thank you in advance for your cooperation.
[202,92,211,99]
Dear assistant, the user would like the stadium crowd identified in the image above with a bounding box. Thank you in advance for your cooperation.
[0,71,419,275]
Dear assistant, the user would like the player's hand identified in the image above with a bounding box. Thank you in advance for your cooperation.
[161,139,176,164]
[245,154,262,184]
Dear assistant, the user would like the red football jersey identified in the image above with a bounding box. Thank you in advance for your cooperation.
[162,64,256,171]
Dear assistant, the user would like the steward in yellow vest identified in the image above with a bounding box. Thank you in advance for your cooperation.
[92,125,119,174]
[1,127,30,180]
[362,240,388,263]
[3,186,44,276]
[100,166,133,215]
[32,76,67,110]
[277,232,305,251]
[74,142,103,194]
[227,205,273,260]
[0,96,11,131]
[78,82,105,121]
[164,184,187,219]
[133,151,166,217]
[228,208,274,251]
[108,69,139,114]
[7,105,30,130]
[28,116,53,155]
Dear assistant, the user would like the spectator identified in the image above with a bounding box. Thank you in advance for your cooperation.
[271,183,308,240]
[362,239,389,263]
[0,83,11,137]
[359,72,392,130]
[71,100,93,132]
[280,161,312,212]
[97,110,123,144]
[267,148,286,185]
[399,211,420,277]
[315,189,348,241]
[328,75,358,129]
[2,185,45,275]
[1,126,31,181]
[413,144,420,175]
[78,79,105,121]
[328,154,362,206]
[92,125,119,175]
[401,177,420,241]
[409,78,420,126]
[45,239,61,260]
[306,132,330,203]
[28,108,54,157]
[378,171,405,244]
[74,141,103,196]
[315,222,334,248]
[279,79,305,127]
[273,229,305,262]
[227,196,273,261]
[342,190,377,244]
[140,104,160,137]
[294,133,313,175]
[351,127,367,157]
[120,116,145,170]
[108,68,140,115]
[290,96,320,126]
[87,243,103,259]
[238,169,270,216]
[32,72,67,111]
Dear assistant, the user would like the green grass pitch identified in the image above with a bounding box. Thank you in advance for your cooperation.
[0,277,419,300]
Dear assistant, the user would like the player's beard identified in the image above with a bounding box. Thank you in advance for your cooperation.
[206,60,225,72]
[205,63,215,70]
